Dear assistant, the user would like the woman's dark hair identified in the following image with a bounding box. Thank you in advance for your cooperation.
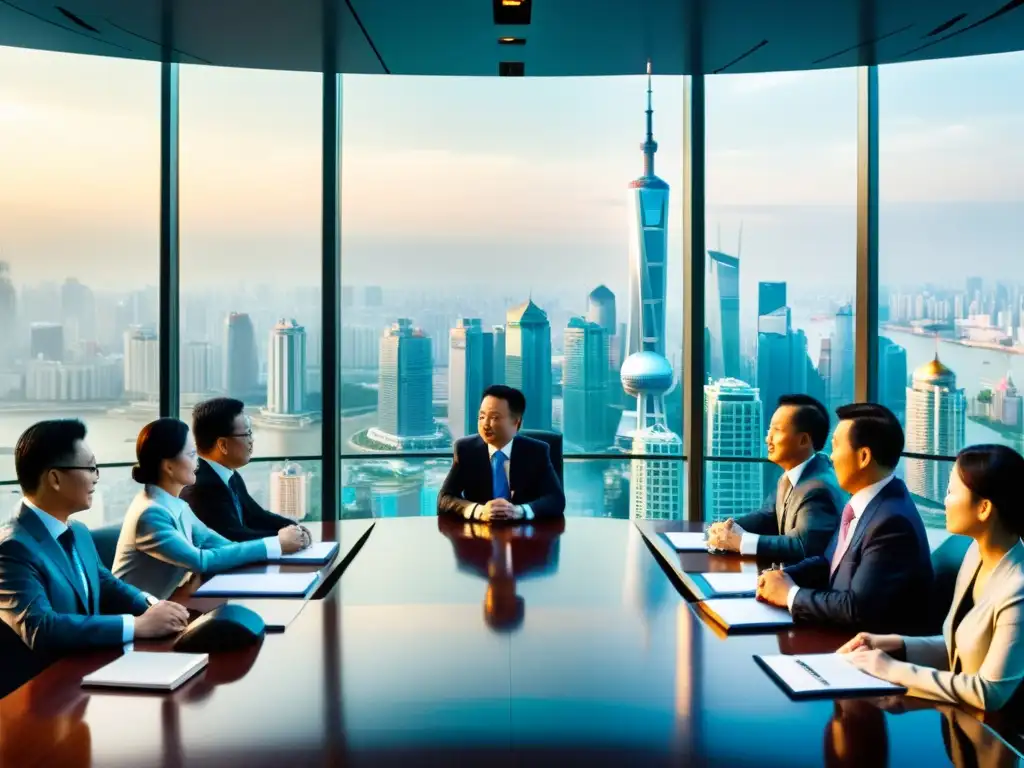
[956,444,1024,538]
[132,418,191,485]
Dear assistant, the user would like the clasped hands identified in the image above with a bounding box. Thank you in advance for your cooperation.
[477,498,525,523]
[834,632,904,679]
[705,517,745,552]
[278,524,313,553]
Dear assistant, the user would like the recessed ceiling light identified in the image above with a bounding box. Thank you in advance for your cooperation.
[493,0,531,25]
[501,0,523,5]
[498,37,526,45]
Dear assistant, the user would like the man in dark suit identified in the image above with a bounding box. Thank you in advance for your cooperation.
[0,420,188,696]
[181,397,309,544]
[707,394,844,563]
[756,403,933,634]
[437,385,565,522]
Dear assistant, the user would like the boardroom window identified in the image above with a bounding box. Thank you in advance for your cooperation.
[179,64,322,520]
[879,51,1024,514]
[703,69,857,522]
[0,46,159,484]
[340,74,685,520]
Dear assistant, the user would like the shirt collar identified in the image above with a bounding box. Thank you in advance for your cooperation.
[849,473,895,519]
[786,454,815,487]
[145,484,189,513]
[487,439,514,460]
[203,457,235,488]
[22,498,69,540]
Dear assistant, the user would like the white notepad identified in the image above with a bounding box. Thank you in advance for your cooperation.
[82,651,208,691]
[267,541,339,564]
[698,597,794,632]
[664,532,709,551]
[755,653,906,699]
[701,572,758,595]
[229,598,308,631]
[194,571,318,597]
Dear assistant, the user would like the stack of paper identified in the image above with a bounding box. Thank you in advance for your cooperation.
[701,572,758,596]
[698,597,794,632]
[755,653,906,699]
[82,651,208,691]
[194,571,318,598]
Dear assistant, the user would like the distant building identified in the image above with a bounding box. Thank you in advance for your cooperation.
[182,341,218,395]
[266,319,307,415]
[905,356,966,503]
[124,326,159,399]
[378,318,434,439]
[562,317,610,451]
[448,318,498,440]
[225,312,259,399]
[704,378,764,522]
[505,299,552,430]
[270,462,309,521]
[30,322,64,363]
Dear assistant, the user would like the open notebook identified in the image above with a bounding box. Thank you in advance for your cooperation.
[82,652,208,691]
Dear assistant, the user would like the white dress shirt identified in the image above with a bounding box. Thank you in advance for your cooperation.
[786,472,895,611]
[23,499,136,643]
[739,454,814,555]
[468,440,535,521]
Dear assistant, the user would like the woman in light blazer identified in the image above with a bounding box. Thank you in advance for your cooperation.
[112,418,306,599]
[839,443,1024,712]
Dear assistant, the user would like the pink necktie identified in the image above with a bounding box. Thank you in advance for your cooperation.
[829,504,857,575]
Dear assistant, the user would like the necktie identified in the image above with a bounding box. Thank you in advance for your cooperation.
[776,475,793,523]
[829,504,857,575]
[58,529,89,604]
[228,473,245,522]
[492,451,511,501]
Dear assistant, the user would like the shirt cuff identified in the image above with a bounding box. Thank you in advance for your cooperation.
[145,592,159,607]
[786,585,801,613]
[522,504,534,521]
[264,537,282,559]
[466,503,480,520]
[739,533,759,556]
[122,615,135,643]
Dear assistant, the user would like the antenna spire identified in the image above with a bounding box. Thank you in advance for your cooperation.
[641,59,658,177]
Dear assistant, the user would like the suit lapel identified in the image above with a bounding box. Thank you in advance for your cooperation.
[18,506,89,611]
[946,550,980,674]
[841,477,899,565]
[508,437,521,501]
[471,437,492,500]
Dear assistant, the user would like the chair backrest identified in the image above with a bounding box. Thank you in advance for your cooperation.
[90,522,123,570]
[929,533,973,633]
[519,429,563,486]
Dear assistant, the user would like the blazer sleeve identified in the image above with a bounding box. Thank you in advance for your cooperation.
[888,602,1024,711]
[790,512,924,629]
[181,483,266,542]
[732,494,778,536]
[0,540,127,652]
[241,495,293,533]
[526,442,565,519]
[754,486,840,562]
[437,443,475,518]
[785,555,830,590]
[134,506,269,576]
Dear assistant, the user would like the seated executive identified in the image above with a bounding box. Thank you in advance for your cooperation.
[437,385,565,522]
[180,397,310,546]
[113,418,306,599]
[707,394,843,562]
[756,403,933,634]
[840,444,1024,712]
[0,420,188,695]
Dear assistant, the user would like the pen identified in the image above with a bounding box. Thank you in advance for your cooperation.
[794,658,829,687]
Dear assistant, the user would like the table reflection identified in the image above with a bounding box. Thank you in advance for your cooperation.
[437,516,565,632]
[824,699,889,767]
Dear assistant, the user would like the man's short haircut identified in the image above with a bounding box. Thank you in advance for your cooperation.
[777,394,830,452]
[481,385,527,418]
[192,397,246,453]
[835,402,904,470]
[15,419,87,493]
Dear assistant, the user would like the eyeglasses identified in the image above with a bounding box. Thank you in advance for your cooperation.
[52,465,100,476]
[225,431,254,440]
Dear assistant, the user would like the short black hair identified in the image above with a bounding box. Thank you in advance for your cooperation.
[956,444,1024,538]
[835,402,904,470]
[777,394,830,452]
[192,397,246,453]
[133,418,190,485]
[15,419,87,493]
[481,385,526,417]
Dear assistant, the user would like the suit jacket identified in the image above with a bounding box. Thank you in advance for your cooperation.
[437,434,565,520]
[180,459,293,542]
[733,453,844,562]
[0,504,150,694]
[112,488,270,599]
[886,540,1024,712]
[786,477,933,634]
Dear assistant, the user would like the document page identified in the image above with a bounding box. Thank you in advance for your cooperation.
[268,541,339,563]
[699,597,794,629]
[702,572,758,595]
[756,653,905,696]
[665,532,709,551]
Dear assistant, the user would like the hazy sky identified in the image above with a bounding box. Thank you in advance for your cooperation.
[0,44,1021,307]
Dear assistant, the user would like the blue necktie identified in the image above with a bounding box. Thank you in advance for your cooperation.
[492,451,510,501]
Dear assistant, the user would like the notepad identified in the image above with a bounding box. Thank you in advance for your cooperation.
[82,651,208,691]
[701,572,758,596]
[698,597,794,632]
[194,572,318,598]
[267,541,339,564]
[664,532,710,551]
[754,653,906,699]
[229,598,307,631]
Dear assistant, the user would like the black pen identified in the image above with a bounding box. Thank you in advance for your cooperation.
[795,658,829,687]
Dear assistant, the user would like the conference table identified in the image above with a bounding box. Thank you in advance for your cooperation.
[1,515,1022,767]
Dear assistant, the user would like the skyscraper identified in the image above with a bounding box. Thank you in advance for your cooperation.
[704,378,764,522]
[378,318,434,438]
[829,304,855,412]
[266,319,307,415]
[905,356,966,504]
[60,278,96,353]
[30,322,64,362]
[878,337,908,422]
[562,317,610,450]
[182,340,218,395]
[225,312,258,400]
[0,262,17,365]
[270,462,309,521]
[490,325,506,387]
[124,326,159,399]
[505,299,552,430]
[448,318,494,440]
[758,281,787,317]
[587,285,616,336]
[706,251,741,381]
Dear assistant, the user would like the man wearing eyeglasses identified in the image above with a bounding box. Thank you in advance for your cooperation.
[181,397,310,545]
[0,419,189,696]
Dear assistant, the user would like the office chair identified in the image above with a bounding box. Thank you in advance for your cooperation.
[89,522,123,570]
[929,533,972,634]
[519,429,563,487]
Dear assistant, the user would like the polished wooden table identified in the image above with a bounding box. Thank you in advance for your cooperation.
[1,516,1020,766]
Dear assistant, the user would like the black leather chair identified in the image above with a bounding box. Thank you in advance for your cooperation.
[519,429,563,487]
[89,523,122,570]
[929,533,973,633]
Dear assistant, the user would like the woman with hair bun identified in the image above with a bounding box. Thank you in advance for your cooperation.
[112,418,306,599]
[839,444,1024,711]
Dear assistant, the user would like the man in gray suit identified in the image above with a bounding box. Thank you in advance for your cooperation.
[707,394,843,563]
[0,420,188,695]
